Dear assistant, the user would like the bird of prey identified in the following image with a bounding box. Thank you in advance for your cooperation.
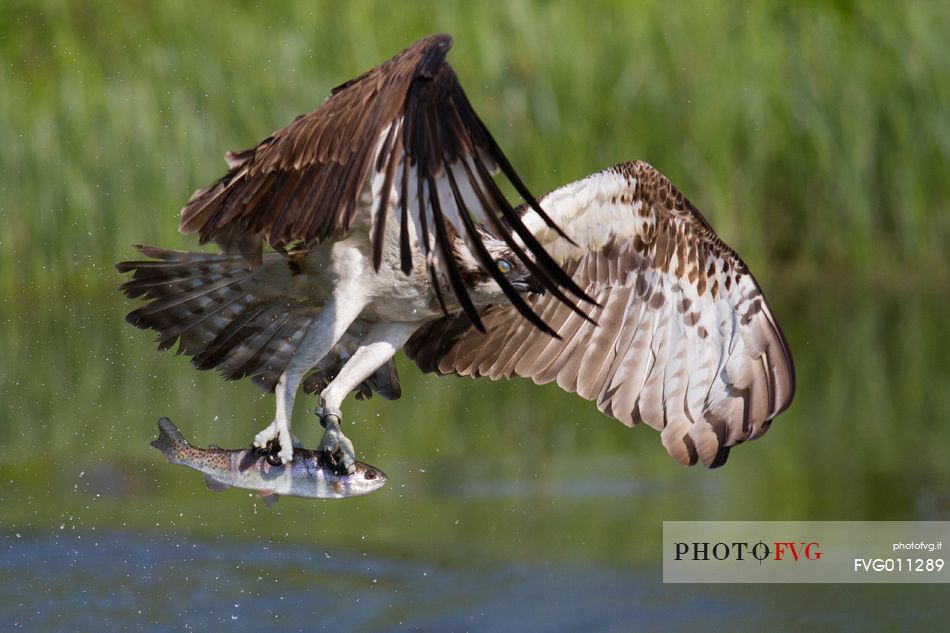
[118,33,794,473]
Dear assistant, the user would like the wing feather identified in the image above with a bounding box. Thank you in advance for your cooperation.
[179,34,593,330]
[405,161,795,467]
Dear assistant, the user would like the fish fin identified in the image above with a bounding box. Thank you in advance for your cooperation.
[150,417,189,458]
[203,474,230,492]
[259,492,279,508]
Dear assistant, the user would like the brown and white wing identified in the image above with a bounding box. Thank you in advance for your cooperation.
[179,33,591,334]
[405,161,795,467]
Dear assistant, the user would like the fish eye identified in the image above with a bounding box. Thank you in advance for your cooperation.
[496,259,512,274]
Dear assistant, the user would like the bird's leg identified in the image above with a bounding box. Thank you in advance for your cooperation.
[251,355,318,464]
[316,321,421,474]
[252,289,368,464]
[316,404,354,474]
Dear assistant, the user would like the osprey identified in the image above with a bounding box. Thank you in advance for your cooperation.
[118,34,794,473]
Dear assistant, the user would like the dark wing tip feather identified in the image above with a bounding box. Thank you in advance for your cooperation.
[459,106,595,307]
[425,175,485,332]
[397,51,598,333]
[444,160,559,337]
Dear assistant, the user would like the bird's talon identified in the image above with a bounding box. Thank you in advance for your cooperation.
[278,436,293,464]
[253,421,279,449]
[317,410,356,475]
[252,421,294,464]
[262,442,283,466]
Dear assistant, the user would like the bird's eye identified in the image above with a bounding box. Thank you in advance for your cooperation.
[496,259,512,274]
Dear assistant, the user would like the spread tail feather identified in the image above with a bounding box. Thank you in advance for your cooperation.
[117,245,313,390]
[119,246,402,401]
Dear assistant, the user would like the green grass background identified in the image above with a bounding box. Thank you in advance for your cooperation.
[1,0,949,578]
[3,0,949,298]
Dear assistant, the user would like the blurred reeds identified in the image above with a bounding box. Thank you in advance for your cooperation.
[2,0,949,298]
[2,2,950,562]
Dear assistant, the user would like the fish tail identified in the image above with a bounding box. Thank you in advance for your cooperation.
[150,417,189,460]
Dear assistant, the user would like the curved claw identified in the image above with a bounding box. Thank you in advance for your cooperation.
[253,421,296,465]
[262,442,283,466]
[275,428,294,464]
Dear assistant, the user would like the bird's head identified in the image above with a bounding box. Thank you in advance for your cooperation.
[455,235,544,304]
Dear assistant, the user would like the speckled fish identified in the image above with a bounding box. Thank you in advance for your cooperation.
[150,417,386,505]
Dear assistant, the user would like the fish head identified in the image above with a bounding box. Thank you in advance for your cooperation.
[336,462,388,496]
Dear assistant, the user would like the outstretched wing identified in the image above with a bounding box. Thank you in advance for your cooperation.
[405,161,795,467]
[179,33,591,334]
